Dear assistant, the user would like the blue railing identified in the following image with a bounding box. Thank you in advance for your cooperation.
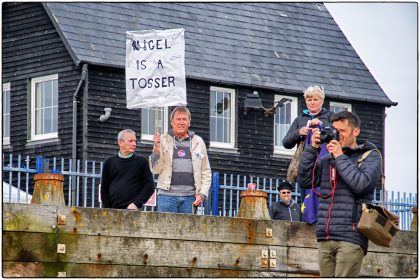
[2,154,417,230]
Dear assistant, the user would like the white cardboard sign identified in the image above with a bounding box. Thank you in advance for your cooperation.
[125,29,187,109]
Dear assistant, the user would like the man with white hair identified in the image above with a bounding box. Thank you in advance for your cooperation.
[101,129,155,209]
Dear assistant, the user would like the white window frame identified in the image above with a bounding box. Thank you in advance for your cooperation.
[330,101,352,113]
[210,86,236,149]
[30,74,59,141]
[141,107,170,141]
[3,83,11,145]
[273,95,298,155]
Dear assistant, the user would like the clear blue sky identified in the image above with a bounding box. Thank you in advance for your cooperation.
[325,3,418,194]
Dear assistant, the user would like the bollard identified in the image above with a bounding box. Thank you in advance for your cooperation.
[31,173,65,206]
[411,207,417,231]
[237,190,271,220]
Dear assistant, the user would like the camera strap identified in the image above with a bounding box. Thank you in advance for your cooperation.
[311,155,337,199]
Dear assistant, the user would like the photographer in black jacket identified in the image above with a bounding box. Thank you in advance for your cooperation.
[297,111,382,277]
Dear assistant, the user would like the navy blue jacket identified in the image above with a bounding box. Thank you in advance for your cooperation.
[297,141,382,253]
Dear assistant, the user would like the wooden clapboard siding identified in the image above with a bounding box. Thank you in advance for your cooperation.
[2,2,82,160]
[3,203,418,277]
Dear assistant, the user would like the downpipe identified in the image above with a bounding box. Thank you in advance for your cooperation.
[71,63,88,205]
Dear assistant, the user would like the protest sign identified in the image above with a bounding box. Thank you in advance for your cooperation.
[125,28,187,108]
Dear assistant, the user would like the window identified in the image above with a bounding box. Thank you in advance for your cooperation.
[3,83,11,145]
[141,107,169,141]
[330,101,352,113]
[210,86,236,149]
[30,74,58,141]
[274,95,298,154]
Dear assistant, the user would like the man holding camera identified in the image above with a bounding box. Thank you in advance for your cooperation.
[297,110,382,277]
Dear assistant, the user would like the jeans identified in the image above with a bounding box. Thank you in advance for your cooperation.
[318,240,364,277]
[157,194,195,214]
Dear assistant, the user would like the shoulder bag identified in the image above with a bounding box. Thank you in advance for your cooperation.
[287,140,305,183]
[356,149,399,247]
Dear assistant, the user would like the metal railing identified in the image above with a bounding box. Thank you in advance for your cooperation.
[2,154,417,230]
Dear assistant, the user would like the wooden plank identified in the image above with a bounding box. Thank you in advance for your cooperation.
[285,218,417,255]
[3,261,60,277]
[3,232,58,262]
[55,204,288,245]
[361,251,418,277]
[3,203,57,233]
[2,261,284,277]
[55,232,277,271]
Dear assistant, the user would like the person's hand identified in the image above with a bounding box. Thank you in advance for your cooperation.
[311,128,321,149]
[153,132,160,155]
[326,140,343,158]
[309,118,322,127]
[193,194,204,206]
[127,203,139,210]
[299,126,312,136]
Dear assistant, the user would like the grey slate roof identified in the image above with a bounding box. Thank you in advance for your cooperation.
[43,2,394,105]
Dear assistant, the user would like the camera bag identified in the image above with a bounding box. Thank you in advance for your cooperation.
[356,149,399,247]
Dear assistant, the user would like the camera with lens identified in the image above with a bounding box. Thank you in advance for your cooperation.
[319,126,339,144]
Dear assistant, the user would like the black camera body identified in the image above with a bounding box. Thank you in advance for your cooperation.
[319,126,339,144]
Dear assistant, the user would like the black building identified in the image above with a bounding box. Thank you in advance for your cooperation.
[2,2,395,181]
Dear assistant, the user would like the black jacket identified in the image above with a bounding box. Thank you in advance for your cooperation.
[283,108,333,149]
[101,154,155,209]
[269,199,301,221]
[297,141,382,253]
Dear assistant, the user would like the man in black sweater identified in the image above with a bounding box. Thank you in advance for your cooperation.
[101,129,155,209]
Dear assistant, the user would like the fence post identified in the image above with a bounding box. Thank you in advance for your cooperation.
[211,172,219,216]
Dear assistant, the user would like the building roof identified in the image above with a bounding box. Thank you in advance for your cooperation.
[43,2,394,106]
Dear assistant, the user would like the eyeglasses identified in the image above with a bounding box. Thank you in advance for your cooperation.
[280,191,291,194]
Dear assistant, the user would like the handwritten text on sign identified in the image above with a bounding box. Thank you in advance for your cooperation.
[125,29,187,109]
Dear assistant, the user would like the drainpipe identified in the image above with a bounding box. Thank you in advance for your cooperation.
[72,63,88,205]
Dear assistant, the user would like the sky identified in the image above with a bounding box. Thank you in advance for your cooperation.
[325,3,418,194]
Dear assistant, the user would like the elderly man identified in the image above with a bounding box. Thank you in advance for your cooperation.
[268,181,301,221]
[101,129,155,209]
[150,106,211,214]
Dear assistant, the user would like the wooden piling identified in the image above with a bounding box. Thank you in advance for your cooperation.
[237,190,271,220]
[31,174,65,206]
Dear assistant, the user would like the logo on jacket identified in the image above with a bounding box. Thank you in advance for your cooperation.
[177,149,186,158]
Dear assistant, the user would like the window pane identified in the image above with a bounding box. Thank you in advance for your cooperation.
[53,106,58,132]
[141,107,164,136]
[2,86,10,139]
[35,83,43,109]
[44,107,53,134]
[44,81,53,107]
[274,100,293,149]
[35,108,43,135]
[210,89,232,145]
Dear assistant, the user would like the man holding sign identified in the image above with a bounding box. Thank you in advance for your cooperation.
[150,107,211,214]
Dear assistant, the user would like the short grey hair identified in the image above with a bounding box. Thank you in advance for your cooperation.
[170,106,191,122]
[303,85,325,100]
[117,129,136,141]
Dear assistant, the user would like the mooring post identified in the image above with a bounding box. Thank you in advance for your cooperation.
[31,173,65,206]
[237,189,271,220]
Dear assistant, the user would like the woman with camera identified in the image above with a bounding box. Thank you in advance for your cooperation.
[282,85,333,224]
[282,85,333,149]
